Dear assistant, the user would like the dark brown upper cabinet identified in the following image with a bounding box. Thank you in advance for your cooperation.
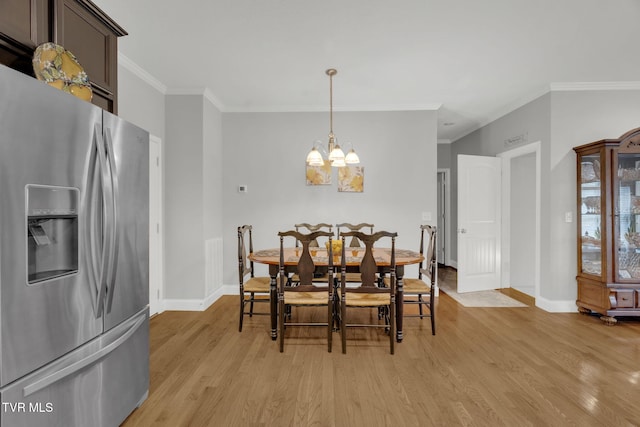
[0,0,127,114]
[0,0,49,74]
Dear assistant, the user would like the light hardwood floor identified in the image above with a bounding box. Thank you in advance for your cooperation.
[122,269,640,426]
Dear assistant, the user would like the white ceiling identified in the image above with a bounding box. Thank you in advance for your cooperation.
[92,0,640,141]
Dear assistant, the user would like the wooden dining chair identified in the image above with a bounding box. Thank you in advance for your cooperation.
[336,222,374,247]
[237,225,271,332]
[338,230,397,354]
[336,223,374,283]
[278,230,335,352]
[384,225,437,335]
[291,223,333,283]
[294,223,333,247]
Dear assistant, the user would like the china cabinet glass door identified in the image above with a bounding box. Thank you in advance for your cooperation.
[616,152,640,281]
[574,129,640,323]
[580,154,602,276]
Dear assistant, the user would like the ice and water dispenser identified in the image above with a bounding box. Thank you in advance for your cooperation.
[27,185,79,284]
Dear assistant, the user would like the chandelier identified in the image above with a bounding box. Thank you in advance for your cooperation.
[306,69,360,168]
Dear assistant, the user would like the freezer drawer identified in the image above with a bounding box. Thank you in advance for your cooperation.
[0,308,149,427]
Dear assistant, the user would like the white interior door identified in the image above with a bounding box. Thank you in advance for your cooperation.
[149,135,163,315]
[457,154,501,293]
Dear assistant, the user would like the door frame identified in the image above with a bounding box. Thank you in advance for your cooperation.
[498,141,541,300]
[149,134,164,315]
[437,168,451,266]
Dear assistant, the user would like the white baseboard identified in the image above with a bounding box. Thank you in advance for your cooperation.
[163,298,211,311]
[162,284,240,312]
[160,283,578,314]
[222,284,240,295]
[535,296,578,313]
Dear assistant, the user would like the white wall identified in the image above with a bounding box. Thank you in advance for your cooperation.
[164,95,223,303]
[203,99,223,239]
[549,89,640,300]
[447,88,640,308]
[118,61,226,307]
[510,152,536,293]
[117,64,165,140]
[450,93,552,288]
[203,98,224,300]
[116,62,437,307]
[221,110,438,285]
[165,96,205,300]
[450,92,557,306]
[117,58,640,310]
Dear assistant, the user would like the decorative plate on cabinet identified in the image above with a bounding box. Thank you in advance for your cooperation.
[32,43,92,102]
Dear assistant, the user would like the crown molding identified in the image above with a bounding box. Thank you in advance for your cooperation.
[165,87,225,111]
[449,81,640,142]
[118,53,167,94]
[224,102,442,113]
[116,56,640,138]
[203,88,225,110]
[116,55,441,113]
[550,81,640,91]
[450,84,551,142]
[114,56,440,114]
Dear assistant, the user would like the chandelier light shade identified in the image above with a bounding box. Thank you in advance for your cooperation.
[305,143,324,166]
[345,149,360,164]
[306,68,360,168]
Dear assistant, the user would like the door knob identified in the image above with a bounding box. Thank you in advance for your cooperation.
[459,228,467,234]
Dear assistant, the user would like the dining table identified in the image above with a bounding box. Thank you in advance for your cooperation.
[249,246,424,343]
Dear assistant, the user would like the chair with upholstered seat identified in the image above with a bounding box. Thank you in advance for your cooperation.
[338,230,397,354]
[237,225,271,332]
[384,225,436,335]
[336,223,374,282]
[278,230,335,352]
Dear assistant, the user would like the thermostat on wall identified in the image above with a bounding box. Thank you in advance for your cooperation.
[238,185,248,193]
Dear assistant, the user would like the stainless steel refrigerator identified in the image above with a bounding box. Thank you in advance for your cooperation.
[0,64,149,426]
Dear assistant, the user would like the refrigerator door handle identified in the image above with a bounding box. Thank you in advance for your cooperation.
[22,313,146,397]
[104,128,120,314]
[95,125,115,318]
[86,125,103,317]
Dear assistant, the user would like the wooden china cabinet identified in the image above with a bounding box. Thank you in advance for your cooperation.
[0,0,126,113]
[574,127,640,324]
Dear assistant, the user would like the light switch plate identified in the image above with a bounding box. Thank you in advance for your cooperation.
[422,211,432,221]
